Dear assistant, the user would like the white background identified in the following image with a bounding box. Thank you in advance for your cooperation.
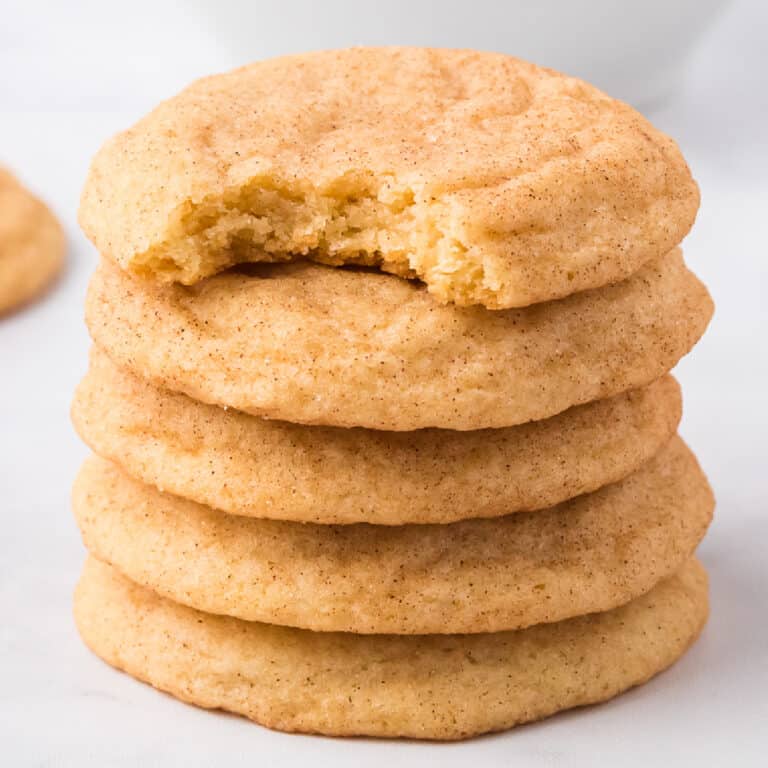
[1,1,766,765]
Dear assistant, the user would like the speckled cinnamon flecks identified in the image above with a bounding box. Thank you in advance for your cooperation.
[79,47,699,308]
[84,249,712,430]
[74,556,709,740]
[73,348,682,525]
[72,438,713,635]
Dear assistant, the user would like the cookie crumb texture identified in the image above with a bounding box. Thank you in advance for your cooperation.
[74,557,709,740]
[79,48,698,307]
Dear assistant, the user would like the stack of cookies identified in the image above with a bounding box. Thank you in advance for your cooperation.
[71,48,714,740]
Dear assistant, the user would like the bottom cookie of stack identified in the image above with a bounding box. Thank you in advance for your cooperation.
[75,557,708,741]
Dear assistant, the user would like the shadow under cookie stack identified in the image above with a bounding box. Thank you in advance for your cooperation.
[71,48,714,740]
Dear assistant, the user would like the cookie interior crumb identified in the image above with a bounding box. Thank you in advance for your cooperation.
[80,48,699,308]
[136,174,500,306]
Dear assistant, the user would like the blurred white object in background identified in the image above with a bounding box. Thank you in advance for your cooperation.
[192,0,729,109]
[0,0,729,114]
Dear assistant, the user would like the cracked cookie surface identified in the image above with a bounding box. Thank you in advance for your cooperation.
[85,249,712,430]
[79,47,698,308]
[73,348,682,524]
[73,438,713,634]
[74,556,709,739]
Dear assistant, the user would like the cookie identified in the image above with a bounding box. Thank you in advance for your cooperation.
[0,167,65,315]
[72,348,681,525]
[79,48,698,308]
[74,557,709,740]
[85,249,712,431]
[73,437,712,635]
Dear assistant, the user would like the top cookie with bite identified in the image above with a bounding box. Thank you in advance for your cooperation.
[79,47,698,308]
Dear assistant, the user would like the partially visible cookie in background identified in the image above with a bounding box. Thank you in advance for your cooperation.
[0,167,65,316]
